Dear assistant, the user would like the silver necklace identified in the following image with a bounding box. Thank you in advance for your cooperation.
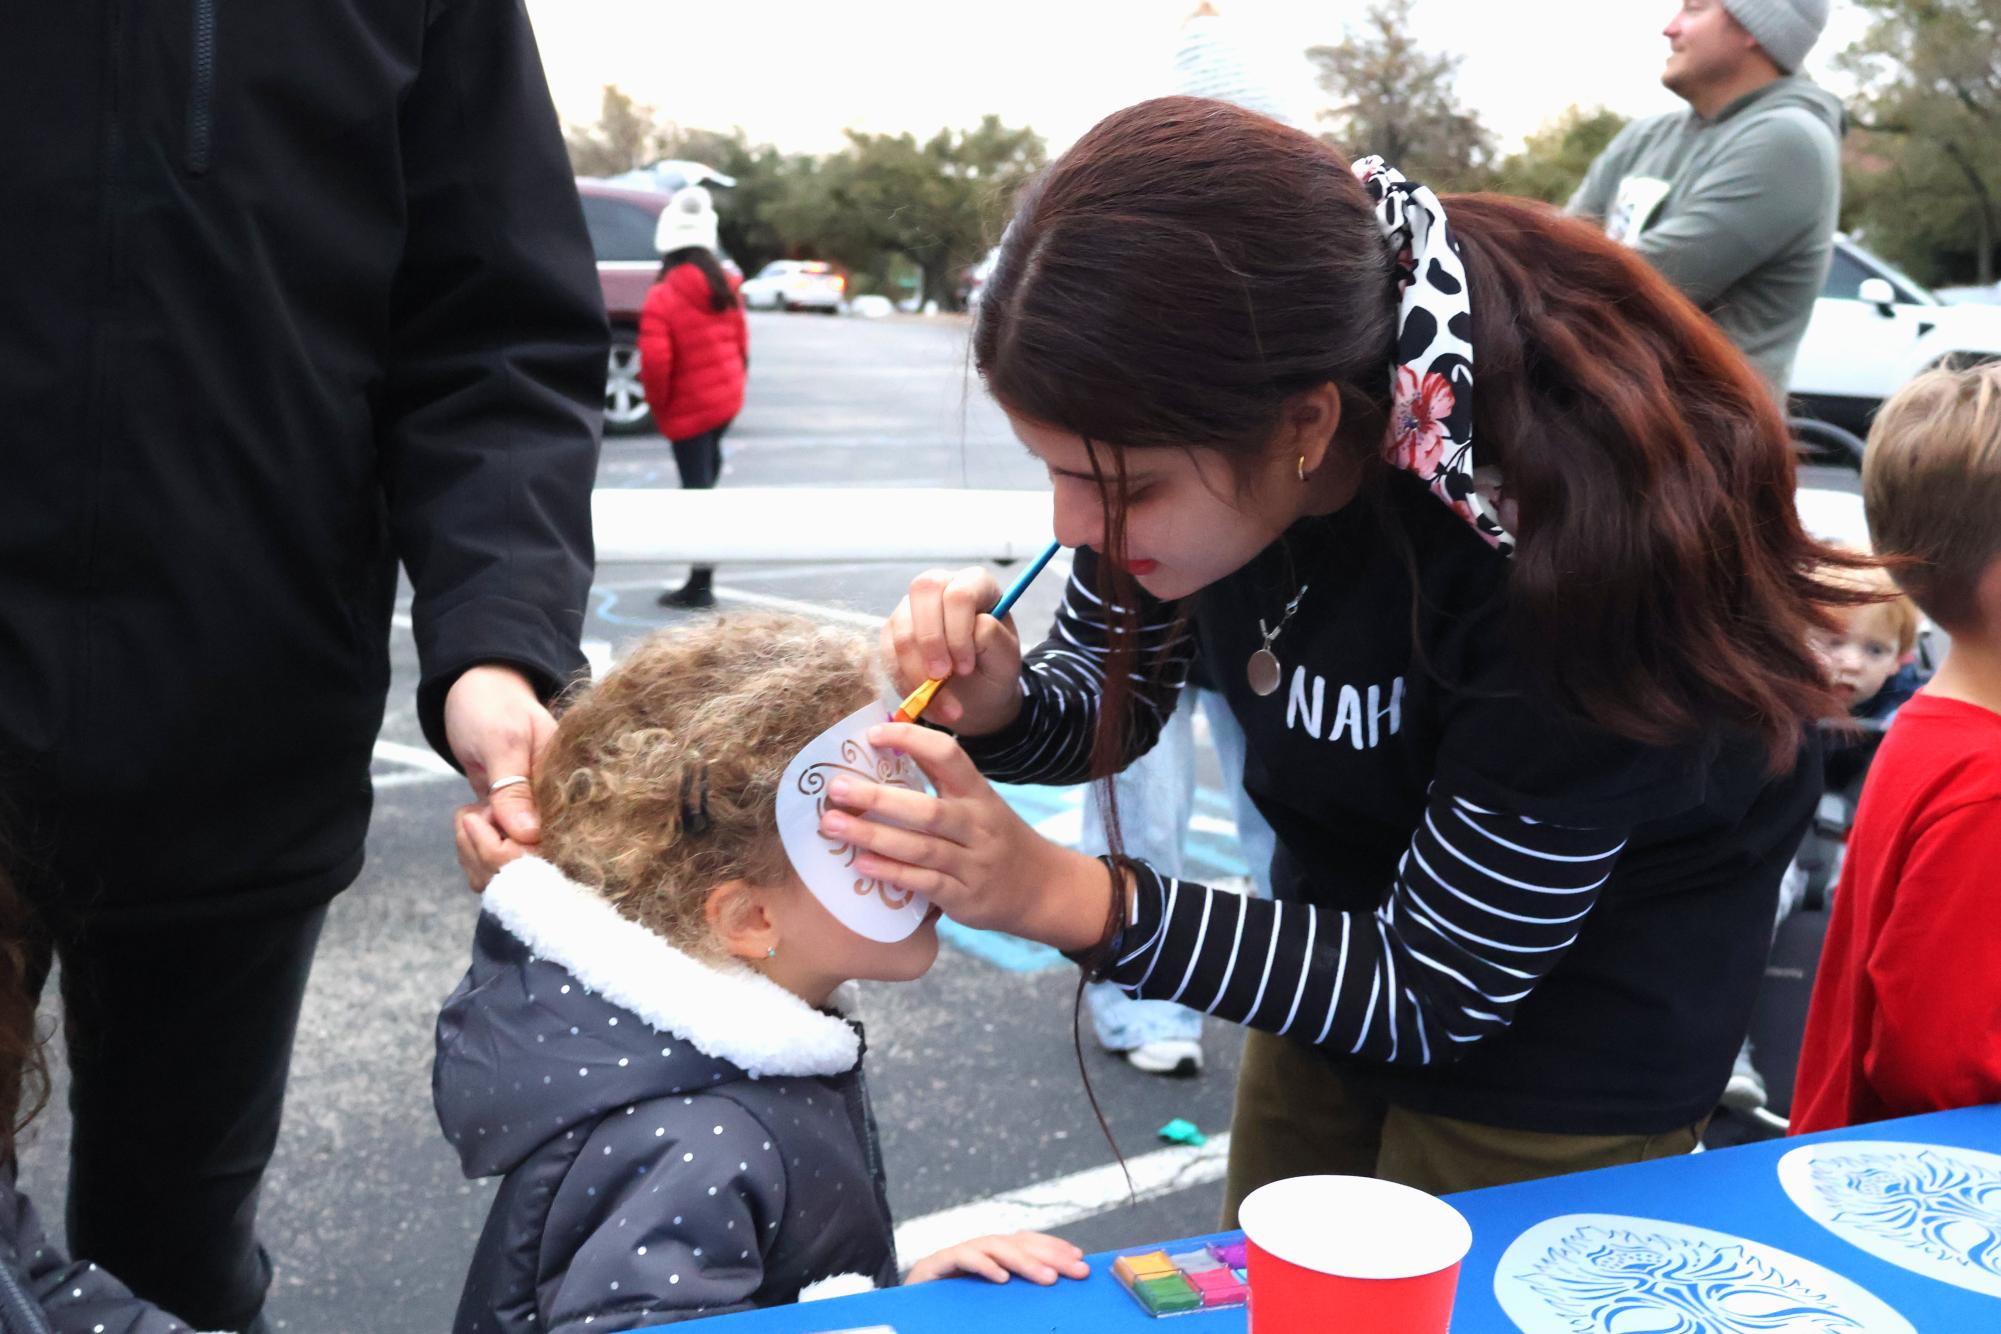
[1247,582,1310,697]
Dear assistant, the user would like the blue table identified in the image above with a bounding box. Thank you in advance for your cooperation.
[688,1105,2001,1331]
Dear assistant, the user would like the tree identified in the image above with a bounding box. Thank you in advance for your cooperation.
[820,116,1046,306]
[557,87,1045,304]
[1307,0,1496,191]
[562,85,677,177]
[1836,0,2001,286]
[1487,106,1630,205]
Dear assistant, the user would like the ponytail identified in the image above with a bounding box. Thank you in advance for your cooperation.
[1442,194,1869,766]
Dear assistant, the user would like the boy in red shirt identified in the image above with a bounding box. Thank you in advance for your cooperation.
[1793,364,2001,1134]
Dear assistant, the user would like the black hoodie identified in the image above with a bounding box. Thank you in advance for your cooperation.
[435,858,899,1332]
[0,2,604,925]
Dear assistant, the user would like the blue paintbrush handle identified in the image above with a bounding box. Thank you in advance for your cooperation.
[988,538,1063,622]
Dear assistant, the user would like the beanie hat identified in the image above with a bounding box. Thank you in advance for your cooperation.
[1721,0,1830,73]
[654,185,720,255]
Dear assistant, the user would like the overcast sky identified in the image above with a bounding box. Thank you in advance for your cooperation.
[524,1,1872,157]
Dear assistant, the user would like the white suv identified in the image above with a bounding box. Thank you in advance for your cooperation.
[1791,238,2001,436]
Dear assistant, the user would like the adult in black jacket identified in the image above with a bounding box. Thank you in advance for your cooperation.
[0,3,605,1328]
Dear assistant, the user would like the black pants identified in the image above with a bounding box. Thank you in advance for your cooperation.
[670,423,727,491]
[29,901,329,1331]
[671,423,728,586]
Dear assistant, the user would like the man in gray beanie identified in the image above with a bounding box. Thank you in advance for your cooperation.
[1570,0,1842,395]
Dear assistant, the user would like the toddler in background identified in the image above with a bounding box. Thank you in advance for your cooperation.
[1723,562,1929,1114]
[1810,562,1924,797]
[436,614,1087,1332]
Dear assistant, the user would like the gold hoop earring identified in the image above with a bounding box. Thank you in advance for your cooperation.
[1297,454,1309,483]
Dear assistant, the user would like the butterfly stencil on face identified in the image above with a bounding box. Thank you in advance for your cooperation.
[775,703,936,943]
[795,736,920,909]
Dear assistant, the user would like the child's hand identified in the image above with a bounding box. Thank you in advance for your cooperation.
[905,1231,1091,1286]
[820,723,1117,953]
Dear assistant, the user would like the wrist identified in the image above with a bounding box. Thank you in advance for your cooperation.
[1025,848,1119,954]
[451,662,538,697]
[956,689,1026,743]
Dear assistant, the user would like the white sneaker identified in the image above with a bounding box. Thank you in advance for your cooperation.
[1722,1066,1768,1112]
[1126,1039,1204,1077]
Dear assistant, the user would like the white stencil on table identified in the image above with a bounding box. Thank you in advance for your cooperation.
[1493,1213,1914,1333]
[1779,1139,2001,1300]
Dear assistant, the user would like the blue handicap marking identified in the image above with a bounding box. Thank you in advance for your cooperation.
[938,780,1251,974]
[934,919,1068,972]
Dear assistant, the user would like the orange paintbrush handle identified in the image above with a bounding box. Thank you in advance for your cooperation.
[891,677,944,725]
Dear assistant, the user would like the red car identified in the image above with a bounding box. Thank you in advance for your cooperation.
[577,178,740,436]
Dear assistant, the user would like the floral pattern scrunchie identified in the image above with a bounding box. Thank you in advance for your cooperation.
[1351,155,1515,557]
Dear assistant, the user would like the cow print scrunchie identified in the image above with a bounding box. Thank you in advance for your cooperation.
[1351,156,1515,558]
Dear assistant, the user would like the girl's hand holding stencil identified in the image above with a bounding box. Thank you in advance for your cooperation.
[882,566,1024,734]
[820,722,1115,954]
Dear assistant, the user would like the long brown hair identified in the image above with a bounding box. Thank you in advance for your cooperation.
[976,96,1866,772]
[660,247,737,314]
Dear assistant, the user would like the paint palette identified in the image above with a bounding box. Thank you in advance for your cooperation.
[1112,1242,1250,1317]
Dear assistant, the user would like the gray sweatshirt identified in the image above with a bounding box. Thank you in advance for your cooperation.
[1568,76,1844,392]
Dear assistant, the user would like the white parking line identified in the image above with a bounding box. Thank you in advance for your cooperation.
[709,584,885,631]
[890,1134,1232,1261]
[372,739,456,775]
[371,768,461,791]
[372,739,460,790]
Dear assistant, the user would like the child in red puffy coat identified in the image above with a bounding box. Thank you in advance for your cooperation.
[639,186,748,608]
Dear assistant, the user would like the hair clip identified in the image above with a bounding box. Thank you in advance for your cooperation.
[680,764,712,836]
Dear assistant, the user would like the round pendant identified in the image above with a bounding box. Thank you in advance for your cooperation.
[1247,648,1282,697]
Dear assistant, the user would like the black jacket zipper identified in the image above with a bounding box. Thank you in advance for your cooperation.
[841,1021,899,1270]
[186,0,215,174]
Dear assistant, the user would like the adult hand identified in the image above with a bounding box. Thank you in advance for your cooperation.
[905,1231,1091,1286]
[882,567,1023,735]
[444,664,558,891]
[820,722,1115,952]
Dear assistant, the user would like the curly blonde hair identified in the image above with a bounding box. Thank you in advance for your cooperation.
[534,614,882,956]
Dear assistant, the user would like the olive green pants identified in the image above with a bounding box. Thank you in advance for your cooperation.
[1221,1029,1708,1224]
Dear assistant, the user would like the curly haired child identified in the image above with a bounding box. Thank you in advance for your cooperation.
[435,614,1087,1332]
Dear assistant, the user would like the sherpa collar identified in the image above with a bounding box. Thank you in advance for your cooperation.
[481,856,862,1079]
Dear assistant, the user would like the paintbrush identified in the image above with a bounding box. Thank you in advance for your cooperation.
[891,538,1062,725]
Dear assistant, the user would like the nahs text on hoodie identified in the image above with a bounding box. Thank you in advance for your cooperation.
[435,859,898,1333]
[1568,75,1845,394]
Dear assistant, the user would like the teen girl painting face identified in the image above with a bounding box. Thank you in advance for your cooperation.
[830,97,1884,1216]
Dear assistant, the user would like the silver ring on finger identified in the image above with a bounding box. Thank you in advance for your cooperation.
[488,774,531,794]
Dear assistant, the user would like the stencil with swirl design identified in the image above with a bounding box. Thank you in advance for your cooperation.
[1494,1214,1915,1334]
[1780,1140,2001,1299]
[796,737,919,909]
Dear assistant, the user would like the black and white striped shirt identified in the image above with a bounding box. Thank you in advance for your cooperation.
[967,563,1628,1066]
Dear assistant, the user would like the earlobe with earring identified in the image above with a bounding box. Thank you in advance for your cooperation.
[764,945,777,959]
[1297,454,1309,483]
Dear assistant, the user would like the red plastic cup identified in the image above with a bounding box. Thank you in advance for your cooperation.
[1238,1175,1472,1333]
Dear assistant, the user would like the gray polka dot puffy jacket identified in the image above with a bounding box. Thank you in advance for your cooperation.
[434,858,898,1332]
